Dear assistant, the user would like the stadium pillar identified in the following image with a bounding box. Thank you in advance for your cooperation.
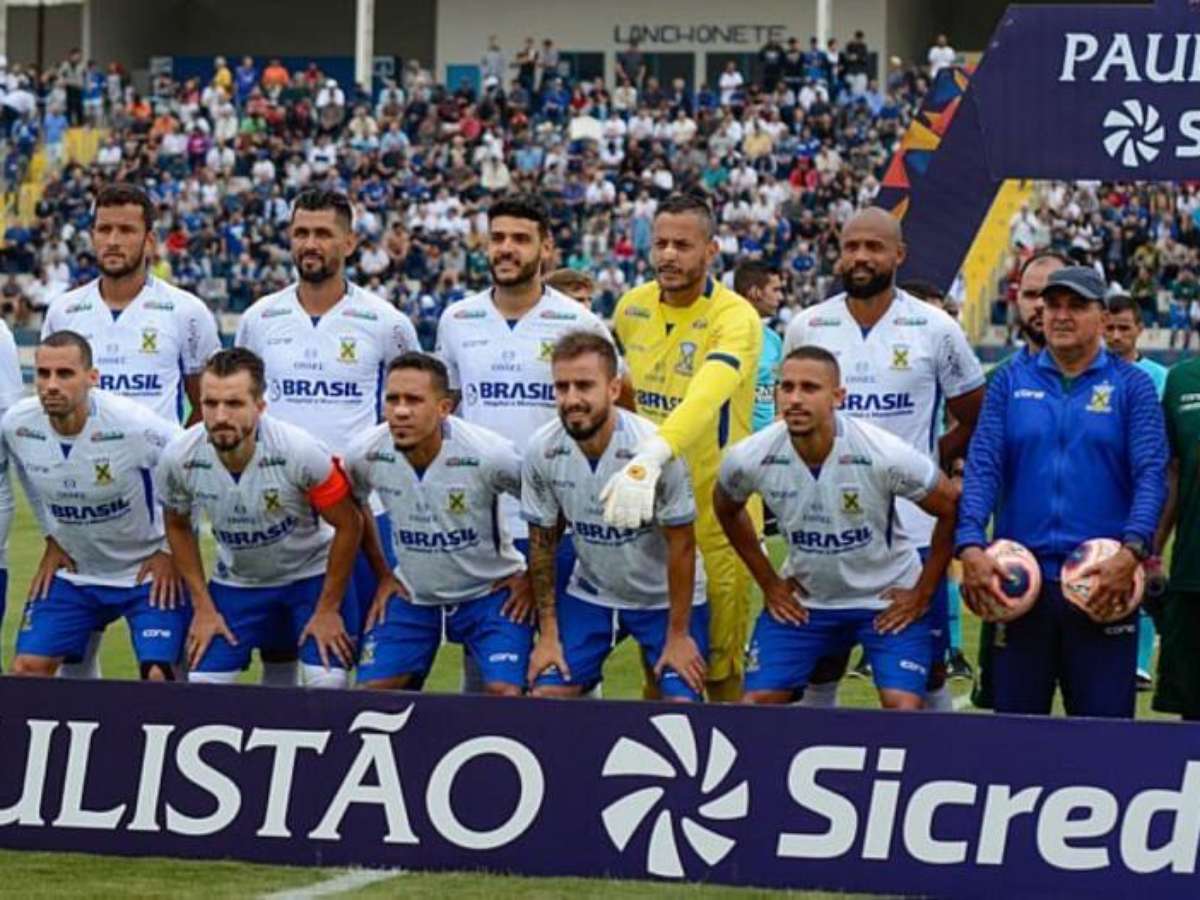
[354,0,375,94]
[816,0,831,48]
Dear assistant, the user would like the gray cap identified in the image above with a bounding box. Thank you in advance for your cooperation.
[1041,266,1106,301]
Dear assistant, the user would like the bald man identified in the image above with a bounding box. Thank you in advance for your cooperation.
[782,207,986,711]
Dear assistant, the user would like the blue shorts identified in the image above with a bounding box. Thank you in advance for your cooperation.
[535,592,710,699]
[16,576,188,665]
[349,512,399,640]
[992,580,1137,718]
[196,574,358,672]
[514,533,575,600]
[357,587,532,687]
[920,546,950,666]
[744,606,932,697]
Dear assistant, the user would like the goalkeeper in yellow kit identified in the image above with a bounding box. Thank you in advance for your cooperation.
[602,193,762,700]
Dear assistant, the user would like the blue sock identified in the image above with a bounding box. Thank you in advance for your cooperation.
[1136,608,1156,675]
[947,578,963,651]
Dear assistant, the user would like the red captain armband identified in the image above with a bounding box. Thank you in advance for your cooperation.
[307,459,352,511]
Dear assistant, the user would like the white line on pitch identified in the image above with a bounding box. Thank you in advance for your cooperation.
[260,869,400,899]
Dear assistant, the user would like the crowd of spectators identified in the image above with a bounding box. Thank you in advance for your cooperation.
[3,34,945,345]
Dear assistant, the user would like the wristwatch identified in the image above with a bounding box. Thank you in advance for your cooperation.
[1122,538,1151,562]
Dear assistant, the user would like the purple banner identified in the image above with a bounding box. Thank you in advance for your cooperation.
[0,678,1197,897]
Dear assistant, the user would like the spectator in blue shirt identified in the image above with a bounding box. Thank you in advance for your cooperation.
[956,266,1168,719]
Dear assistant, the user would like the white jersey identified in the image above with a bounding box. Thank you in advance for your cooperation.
[345,418,524,605]
[718,416,938,611]
[156,414,337,588]
[522,409,705,610]
[0,319,25,567]
[42,276,221,423]
[782,289,983,545]
[234,281,419,458]
[0,391,182,586]
[435,287,614,539]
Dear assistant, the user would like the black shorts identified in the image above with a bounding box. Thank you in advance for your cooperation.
[1153,590,1200,718]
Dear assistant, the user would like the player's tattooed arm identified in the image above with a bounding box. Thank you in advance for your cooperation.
[527,523,559,628]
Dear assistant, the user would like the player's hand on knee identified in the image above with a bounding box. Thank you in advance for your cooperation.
[29,537,75,601]
[959,546,1009,616]
[527,633,570,686]
[763,574,808,625]
[495,571,535,625]
[874,586,930,634]
[654,631,707,694]
[187,607,237,669]
[299,608,355,670]
[365,575,407,631]
[137,550,183,609]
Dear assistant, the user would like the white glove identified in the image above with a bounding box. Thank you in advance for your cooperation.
[600,435,673,529]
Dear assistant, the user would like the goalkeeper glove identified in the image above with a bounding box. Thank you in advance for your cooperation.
[599,435,673,529]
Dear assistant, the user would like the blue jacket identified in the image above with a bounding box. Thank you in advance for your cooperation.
[956,348,1167,579]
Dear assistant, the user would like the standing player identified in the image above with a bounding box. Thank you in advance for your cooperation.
[524,332,708,699]
[435,193,614,692]
[958,267,1166,718]
[234,188,418,685]
[603,193,762,701]
[714,348,961,708]
[1105,292,1169,689]
[0,316,24,653]
[781,207,985,711]
[734,262,785,434]
[41,183,221,678]
[6,331,186,680]
[157,349,362,688]
[345,353,532,694]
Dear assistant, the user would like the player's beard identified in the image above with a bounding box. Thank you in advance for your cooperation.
[1017,314,1045,349]
[488,255,539,288]
[98,245,146,280]
[295,252,339,284]
[844,265,894,300]
[208,424,251,453]
[560,403,608,443]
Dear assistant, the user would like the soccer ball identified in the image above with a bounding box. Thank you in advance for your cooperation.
[980,539,1042,622]
[1061,538,1145,623]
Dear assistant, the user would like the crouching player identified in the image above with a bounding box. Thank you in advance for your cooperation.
[344,353,533,694]
[524,332,708,700]
[157,348,362,687]
[6,331,186,679]
[713,347,960,709]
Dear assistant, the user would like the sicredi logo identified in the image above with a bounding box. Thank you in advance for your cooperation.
[600,714,748,878]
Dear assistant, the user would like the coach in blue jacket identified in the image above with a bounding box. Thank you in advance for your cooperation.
[956,267,1167,718]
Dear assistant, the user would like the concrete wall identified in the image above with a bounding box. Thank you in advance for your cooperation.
[7,3,83,68]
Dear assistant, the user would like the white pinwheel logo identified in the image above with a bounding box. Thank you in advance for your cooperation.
[600,713,748,878]
[1102,100,1165,168]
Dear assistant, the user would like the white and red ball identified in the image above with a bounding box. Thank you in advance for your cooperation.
[980,539,1042,623]
[1060,538,1145,623]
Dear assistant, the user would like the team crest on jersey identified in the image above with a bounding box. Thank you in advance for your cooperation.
[538,340,555,361]
[1087,383,1113,414]
[447,488,468,514]
[140,327,159,354]
[676,341,697,375]
[93,459,113,486]
[338,337,358,363]
[890,344,910,370]
[262,488,283,513]
[840,487,863,514]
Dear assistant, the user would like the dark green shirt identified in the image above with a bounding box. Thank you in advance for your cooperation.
[1163,359,1200,588]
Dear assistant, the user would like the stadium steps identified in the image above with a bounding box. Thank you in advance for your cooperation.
[959,179,1034,344]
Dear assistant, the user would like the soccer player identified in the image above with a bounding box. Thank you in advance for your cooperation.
[1106,292,1168,689]
[734,261,785,434]
[603,193,762,701]
[524,332,708,699]
[345,353,532,694]
[234,187,418,685]
[714,347,961,708]
[435,193,614,692]
[957,267,1167,718]
[157,348,362,688]
[971,249,1066,709]
[781,207,985,711]
[6,331,186,680]
[42,182,221,678]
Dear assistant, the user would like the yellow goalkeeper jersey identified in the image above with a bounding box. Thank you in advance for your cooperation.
[614,277,762,503]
